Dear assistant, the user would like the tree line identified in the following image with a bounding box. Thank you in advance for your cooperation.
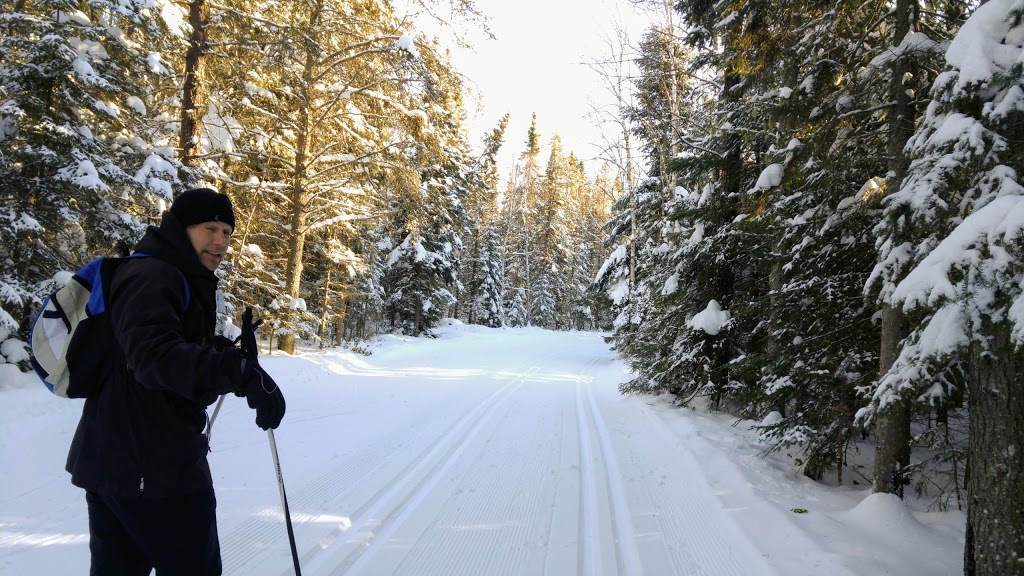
[0,0,615,360]
[592,1,1020,574]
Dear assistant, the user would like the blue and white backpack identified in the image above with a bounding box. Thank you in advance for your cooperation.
[30,253,189,398]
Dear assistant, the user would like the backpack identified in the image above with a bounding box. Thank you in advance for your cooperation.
[30,253,190,398]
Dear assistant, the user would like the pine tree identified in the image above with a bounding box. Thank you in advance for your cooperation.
[864,2,1024,570]
[379,38,471,336]
[720,0,892,480]
[474,225,505,328]
[1,0,184,356]
[530,135,572,328]
[501,113,544,326]
[461,114,508,325]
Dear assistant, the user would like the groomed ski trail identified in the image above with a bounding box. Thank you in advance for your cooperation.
[217,332,781,576]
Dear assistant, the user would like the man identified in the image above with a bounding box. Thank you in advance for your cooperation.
[65,187,286,575]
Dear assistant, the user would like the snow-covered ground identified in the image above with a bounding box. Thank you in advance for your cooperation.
[0,321,964,575]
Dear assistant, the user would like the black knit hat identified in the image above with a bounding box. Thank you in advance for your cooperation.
[170,188,235,230]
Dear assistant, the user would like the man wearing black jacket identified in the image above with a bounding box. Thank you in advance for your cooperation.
[66,188,286,575]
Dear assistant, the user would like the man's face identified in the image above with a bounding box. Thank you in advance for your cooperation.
[186,221,233,271]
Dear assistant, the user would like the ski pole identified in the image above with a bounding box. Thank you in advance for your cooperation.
[268,428,302,576]
[205,394,226,442]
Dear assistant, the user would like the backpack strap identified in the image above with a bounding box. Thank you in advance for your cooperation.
[129,253,191,313]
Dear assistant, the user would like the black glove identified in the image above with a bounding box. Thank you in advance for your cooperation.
[214,334,237,351]
[237,306,285,430]
[240,307,262,360]
[242,361,286,430]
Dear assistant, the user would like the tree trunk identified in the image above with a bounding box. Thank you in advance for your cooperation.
[712,69,741,412]
[871,304,910,495]
[278,4,322,354]
[768,261,786,417]
[872,0,917,495]
[318,265,332,348]
[413,294,422,337]
[179,0,209,169]
[964,324,1024,576]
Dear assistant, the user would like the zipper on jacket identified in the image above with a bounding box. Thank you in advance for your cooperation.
[140,477,145,492]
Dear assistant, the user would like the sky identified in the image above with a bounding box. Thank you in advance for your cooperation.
[0,322,964,575]
[438,0,654,180]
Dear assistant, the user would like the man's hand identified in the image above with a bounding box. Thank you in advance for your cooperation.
[244,364,286,430]
[237,306,284,429]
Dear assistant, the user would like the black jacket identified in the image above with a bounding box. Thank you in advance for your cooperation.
[66,213,242,498]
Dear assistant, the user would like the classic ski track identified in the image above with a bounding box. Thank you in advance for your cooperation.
[223,346,777,576]
[358,358,566,576]
[575,357,600,576]
[576,355,644,576]
[220,361,544,576]
[322,362,550,576]
[221,389,485,574]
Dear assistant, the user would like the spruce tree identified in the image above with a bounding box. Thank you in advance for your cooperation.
[1,0,184,352]
[864,2,1024,570]
[501,114,544,326]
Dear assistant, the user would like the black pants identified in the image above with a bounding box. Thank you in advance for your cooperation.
[86,488,222,576]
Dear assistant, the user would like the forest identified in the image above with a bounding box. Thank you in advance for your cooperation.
[2,0,1023,574]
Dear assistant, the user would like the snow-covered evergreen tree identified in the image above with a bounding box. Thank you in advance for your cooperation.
[473,226,505,328]
[379,40,470,336]
[862,1,1024,568]
[529,136,572,328]
[595,177,675,391]
[461,114,508,325]
[1,0,185,359]
[501,114,544,326]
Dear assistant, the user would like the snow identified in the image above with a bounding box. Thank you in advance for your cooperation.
[688,222,704,245]
[689,299,731,335]
[869,31,942,71]
[661,272,679,296]
[92,99,119,118]
[69,38,109,60]
[397,34,418,57]
[715,11,739,29]
[755,163,784,190]
[102,23,141,52]
[0,339,29,364]
[698,183,713,207]
[946,0,1024,89]
[71,59,108,87]
[0,325,966,575]
[893,194,1024,310]
[917,303,971,358]
[243,81,276,101]
[0,115,14,143]
[242,243,265,263]
[0,325,962,569]
[57,10,92,25]
[761,411,784,426]
[608,277,629,305]
[126,96,146,115]
[133,153,176,191]
[55,159,109,191]
[145,52,170,74]
[154,0,188,37]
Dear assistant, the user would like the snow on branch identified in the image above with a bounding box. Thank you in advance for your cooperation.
[946,0,1024,90]
[688,300,731,336]
[361,89,428,127]
[892,192,1024,311]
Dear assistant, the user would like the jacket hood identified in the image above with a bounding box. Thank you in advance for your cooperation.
[133,212,218,282]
